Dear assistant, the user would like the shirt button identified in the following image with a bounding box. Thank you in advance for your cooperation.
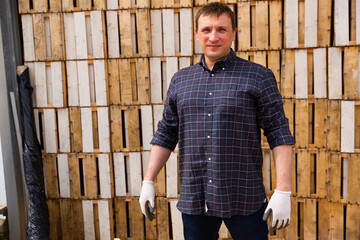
[209,179,212,183]
[211,74,214,77]
[222,68,225,70]
[209,92,212,96]
[208,114,211,117]
[207,135,211,139]
[208,158,211,161]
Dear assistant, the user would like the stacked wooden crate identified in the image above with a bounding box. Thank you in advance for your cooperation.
[17,0,359,239]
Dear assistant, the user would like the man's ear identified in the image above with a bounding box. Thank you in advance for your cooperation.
[195,29,199,41]
[232,28,237,41]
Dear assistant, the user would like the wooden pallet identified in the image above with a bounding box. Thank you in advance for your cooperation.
[237,1,282,51]
[284,0,332,48]
[21,13,64,61]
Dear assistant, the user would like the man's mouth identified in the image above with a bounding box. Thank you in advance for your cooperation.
[208,45,221,49]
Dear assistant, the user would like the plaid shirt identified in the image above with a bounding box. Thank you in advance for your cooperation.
[151,49,295,218]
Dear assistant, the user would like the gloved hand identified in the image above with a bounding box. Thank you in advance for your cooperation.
[139,181,156,221]
[263,189,291,230]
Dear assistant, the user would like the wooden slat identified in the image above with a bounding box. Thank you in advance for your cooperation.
[114,198,127,239]
[34,62,47,107]
[47,200,62,239]
[285,197,298,238]
[106,11,120,58]
[163,9,175,56]
[327,100,341,151]
[68,154,81,198]
[127,106,141,151]
[114,153,126,196]
[107,59,121,105]
[341,101,355,153]
[318,199,330,240]
[110,106,123,151]
[44,109,57,153]
[304,198,316,239]
[166,152,178,198]
[119,59,132,105]
[119,10,132,57]
[328,47,342,99]
[180,8,193,56]
[295,49,308,99]
[314,99,327,148]
[334,0,349,46]
[343,47,359,99]
[44,154,59,198]
[316,149,328,198]
[91,11,105,59]
[33,14,46,60]
[51,62,65,107]
[327,152,341,202]
[58,108,70,153]
[141,105,153,151]
[255,1,268,50]
[97,107,110,152]
[98,154,112,198]
[129,198,145,239]
[74,12,88,59]
[329,203,344,239]
[57,154,70,198]
[285,0,298,48]
[136,9,151,56]
[157,197,170,240]
[94,60,108,106]
[297,149,310,197]
[165,57,178,92]
[347,154,360,203]
[150,58,162,103]
[357,0,360,44]
[313,48,327,98]
[81,108,94,153]
[304,0,317,47]
[136,58,150,104]
[295,100,308,148]
[49,13,64,60]
[237,2,250,51]
[69,107,82,152]
[98,200,112,239]
[77,61,91,106]
[82,200,96,240]
[21,15,35,61]
[129,152,142,196]
[151,10,163,56]
[318,0,332,46]
[269,1,282,49]
[281,50,295,98]
[64,13,76,60]
[169,200,183,240]
[84,154,97,198]
[346,204,360,239]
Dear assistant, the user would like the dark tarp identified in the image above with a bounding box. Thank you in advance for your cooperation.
[18,67,49,239]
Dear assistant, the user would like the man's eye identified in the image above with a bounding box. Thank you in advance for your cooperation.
[219,28,226,32]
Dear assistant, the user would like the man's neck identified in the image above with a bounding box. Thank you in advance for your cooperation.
[203,49,231,71]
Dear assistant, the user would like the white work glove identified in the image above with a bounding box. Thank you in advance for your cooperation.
[263,189,291,230]
[139,181,156,221]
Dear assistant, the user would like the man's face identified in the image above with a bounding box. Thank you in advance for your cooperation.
[195,13,236,63]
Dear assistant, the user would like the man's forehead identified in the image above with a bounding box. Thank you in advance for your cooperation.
[198,13,232,25]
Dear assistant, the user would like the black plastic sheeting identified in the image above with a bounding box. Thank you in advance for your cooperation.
[18,67,50,239]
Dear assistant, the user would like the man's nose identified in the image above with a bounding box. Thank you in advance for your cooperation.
[209,30,218,42]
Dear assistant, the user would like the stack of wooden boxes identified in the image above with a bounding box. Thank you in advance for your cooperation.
[18,0,359,239]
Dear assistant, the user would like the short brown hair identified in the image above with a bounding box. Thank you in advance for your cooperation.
[195,2,236,31]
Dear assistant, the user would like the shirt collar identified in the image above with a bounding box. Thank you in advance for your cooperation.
[199,48,236,71]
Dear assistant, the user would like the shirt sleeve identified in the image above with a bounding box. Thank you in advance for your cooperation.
[256,68,296,149]
[150,77,179,151]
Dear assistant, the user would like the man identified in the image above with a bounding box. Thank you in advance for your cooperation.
[139,3,295,240]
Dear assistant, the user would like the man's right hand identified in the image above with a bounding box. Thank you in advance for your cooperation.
[139,181,156,218]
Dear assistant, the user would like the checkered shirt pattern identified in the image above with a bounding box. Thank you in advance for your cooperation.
[151,49,295,218]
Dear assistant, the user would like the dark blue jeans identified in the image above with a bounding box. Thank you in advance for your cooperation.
[182,203,268,240]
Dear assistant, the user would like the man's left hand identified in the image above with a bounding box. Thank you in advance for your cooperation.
[262,189,291,230]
